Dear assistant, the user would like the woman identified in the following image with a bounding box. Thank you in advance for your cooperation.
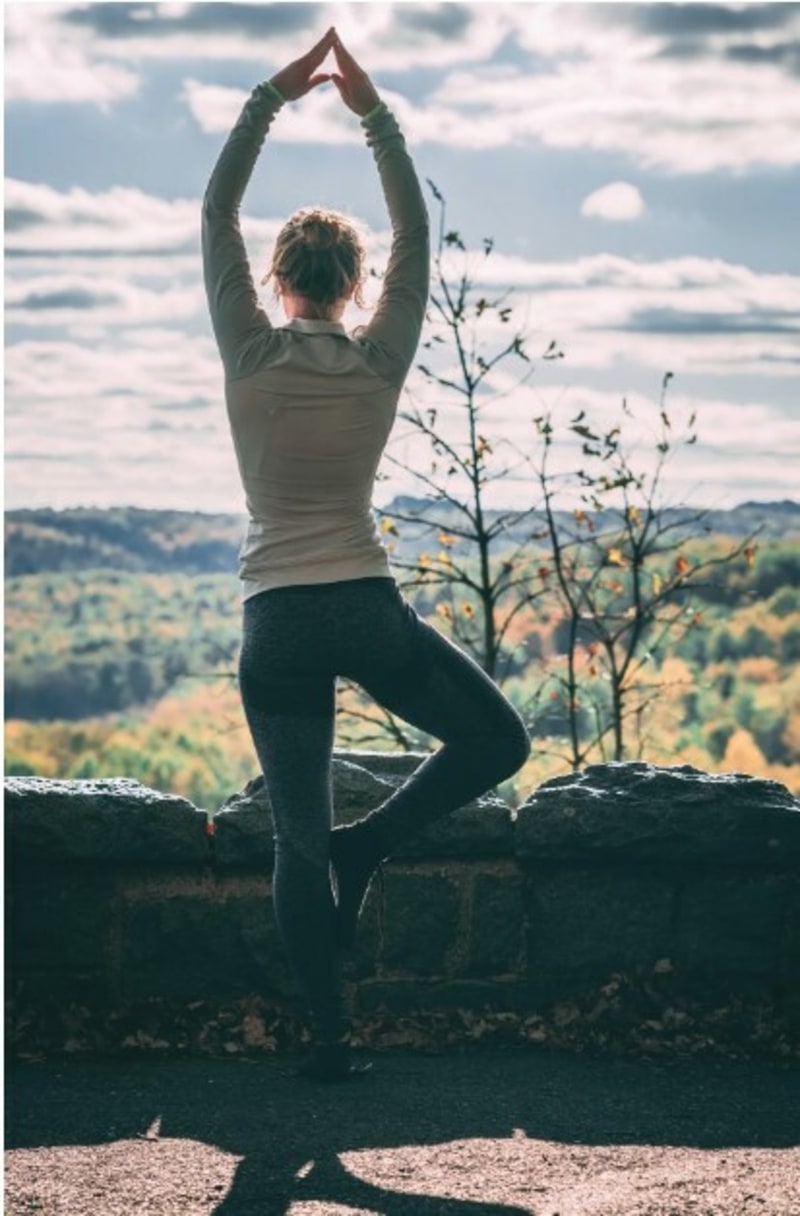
[202,28,530,1081]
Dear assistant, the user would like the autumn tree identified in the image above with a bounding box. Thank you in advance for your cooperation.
[528,375,761,765]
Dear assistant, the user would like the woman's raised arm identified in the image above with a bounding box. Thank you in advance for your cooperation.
[202,30,335,375]
[331,34,430,383]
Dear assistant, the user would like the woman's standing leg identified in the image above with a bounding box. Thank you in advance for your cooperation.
[238,593,347,1050]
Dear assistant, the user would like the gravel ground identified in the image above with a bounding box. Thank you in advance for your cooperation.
[5,1045,800,1215]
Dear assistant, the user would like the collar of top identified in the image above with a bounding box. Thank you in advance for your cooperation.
[283,318,347,336]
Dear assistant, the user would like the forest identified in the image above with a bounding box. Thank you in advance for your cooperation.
[5,503,799,812]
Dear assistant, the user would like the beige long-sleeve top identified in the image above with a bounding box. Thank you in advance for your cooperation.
[202,82,429,597]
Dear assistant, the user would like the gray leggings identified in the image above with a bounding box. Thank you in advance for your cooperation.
[239,575,530,1039]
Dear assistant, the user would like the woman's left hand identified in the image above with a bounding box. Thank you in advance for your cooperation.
[270,27,336,101]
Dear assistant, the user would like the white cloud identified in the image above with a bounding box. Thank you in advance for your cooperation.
[383,384,800,512]
[4,334,220,406]
[64,2,511,72]
[180,80,249,137]
[382,377,800,513]
[581,182,645,222]
[3,330,240,510]
[8,3,800,174]
[181,79,359,144]
[4,272,202,330]
[5,179,200,254]
[424,4,800,172]
[4,4,140,105]
[3,2,511,111]
[422,247,800,377]
[429,51,800,171]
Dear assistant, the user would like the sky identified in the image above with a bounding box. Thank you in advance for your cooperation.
[4,0,800,516]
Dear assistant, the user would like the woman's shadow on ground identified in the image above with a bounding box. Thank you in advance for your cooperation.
[7,1043,800,1215]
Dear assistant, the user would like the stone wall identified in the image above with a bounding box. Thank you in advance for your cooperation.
[5,757,800,1059]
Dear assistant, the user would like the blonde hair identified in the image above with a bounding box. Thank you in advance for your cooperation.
[263,207,368,318]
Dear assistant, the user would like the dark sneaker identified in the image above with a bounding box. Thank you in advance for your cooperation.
[295,1038,373,1082]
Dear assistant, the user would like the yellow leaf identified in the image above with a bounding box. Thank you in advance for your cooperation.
[607,547,627,567]
[651,572,663,595]
[380,517,398,536]
[438,532,457,546]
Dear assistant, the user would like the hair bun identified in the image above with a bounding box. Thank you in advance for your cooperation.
[301,219,335,251]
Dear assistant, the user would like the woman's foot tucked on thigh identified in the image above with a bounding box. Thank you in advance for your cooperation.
[329,818,389,949]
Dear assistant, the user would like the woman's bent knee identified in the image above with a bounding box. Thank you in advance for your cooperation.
[489,709,530,783]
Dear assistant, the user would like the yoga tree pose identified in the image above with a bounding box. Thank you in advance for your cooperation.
[202,28,530,1081]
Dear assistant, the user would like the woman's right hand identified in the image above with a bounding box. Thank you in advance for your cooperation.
[329,31,381,117]
[269,27,335,102]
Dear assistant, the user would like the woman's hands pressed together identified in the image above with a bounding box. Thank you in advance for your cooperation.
[329,31,381,117]
[269,27,381,117]
[269,27,336,101]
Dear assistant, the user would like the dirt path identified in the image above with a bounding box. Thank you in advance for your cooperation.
[6,1046,800,1215]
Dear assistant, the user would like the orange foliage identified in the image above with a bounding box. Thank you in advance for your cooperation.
[722,728,767,773]
[737,656,781,684]
[496,603,542,648]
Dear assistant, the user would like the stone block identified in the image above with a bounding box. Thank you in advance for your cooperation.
[6,867,116,975]
[5,777,208,863]
[118,881,295,1002]
[520,965,623,1011]
[210,792,274,869]
[330,758,399,823]
[381,869,461,975]
[467,870,525,976]
[333,749,428,781]
[525,868,674,970]
[516,763,800,866]
[392,798,514,860]
[675,873,788,976]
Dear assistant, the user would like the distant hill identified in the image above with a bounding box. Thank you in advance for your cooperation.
[5,499,799,578]
[4,507,246,577]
